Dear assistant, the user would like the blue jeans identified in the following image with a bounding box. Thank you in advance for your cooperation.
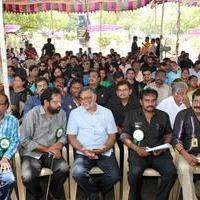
[0,170,15,200]
[73,153,121,196]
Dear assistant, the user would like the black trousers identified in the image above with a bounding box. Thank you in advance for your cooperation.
[21,154,69,199]
[128,150,177,200]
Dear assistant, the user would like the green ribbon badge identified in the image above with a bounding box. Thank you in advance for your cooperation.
[133,129,144,146]
[0,138,10,151]
[56,128,64,138]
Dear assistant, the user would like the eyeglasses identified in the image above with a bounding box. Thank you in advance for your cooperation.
[80,96,93,101]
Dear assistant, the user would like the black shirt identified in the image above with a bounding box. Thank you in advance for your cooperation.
[172,108,200,155]
[94,85,108,107]
[107,94,140,127]
[123,107,172,148]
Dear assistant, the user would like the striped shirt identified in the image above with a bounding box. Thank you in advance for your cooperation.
[0,114,19,159]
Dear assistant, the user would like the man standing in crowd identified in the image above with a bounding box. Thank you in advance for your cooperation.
[121,88,177,200]
[157,81,190,127]
[131,36,139,55]
[173,88,200,200]
[42,38,55,57]
[0,94,19,200]
[20,88,69,200]
[67,87,121,200]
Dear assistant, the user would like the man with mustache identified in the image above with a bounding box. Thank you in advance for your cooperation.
[173,88,200,200]
[145,70,171,104]
[20,88,69,200]
[121,88,177,200]
[67,87,121,200]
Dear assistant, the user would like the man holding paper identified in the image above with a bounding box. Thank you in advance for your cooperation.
[173,88,200,200]
[121,88,177,200]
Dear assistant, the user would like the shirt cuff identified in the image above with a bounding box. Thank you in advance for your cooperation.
[28,141,39,152]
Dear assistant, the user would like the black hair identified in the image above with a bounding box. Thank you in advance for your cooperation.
[0,93,9,109]
[35,77,48,88]
[113,71,124,80]
[68,79,83,95]
[40,87,61,106]
[14,74,28,88]
[29,65,38,72]
[116,80,132,90]
[192,88,200,101]
[139,88,158,100]
[188,75,198,81]
[155,69,166,76]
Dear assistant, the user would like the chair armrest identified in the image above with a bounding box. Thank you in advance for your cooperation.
[114,143,120,167]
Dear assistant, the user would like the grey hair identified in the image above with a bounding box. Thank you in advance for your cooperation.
[80,86,96,96]
[171,81,188,94]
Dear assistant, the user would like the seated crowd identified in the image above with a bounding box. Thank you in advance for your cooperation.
[1,37,200,200]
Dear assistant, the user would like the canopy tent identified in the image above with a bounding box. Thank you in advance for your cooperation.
[3,0,152,13]
[151,0,200,7]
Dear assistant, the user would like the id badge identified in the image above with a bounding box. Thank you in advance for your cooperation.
[192,138,198,148]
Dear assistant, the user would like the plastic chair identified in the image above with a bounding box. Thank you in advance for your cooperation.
[14,147,70,200]
[69,143,120,200]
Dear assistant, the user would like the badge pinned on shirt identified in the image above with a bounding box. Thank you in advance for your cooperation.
[133,122,144,145]
[56,128,64,138]
[0,138,10,150]
[192,138,198,148]
[68,105,72,110]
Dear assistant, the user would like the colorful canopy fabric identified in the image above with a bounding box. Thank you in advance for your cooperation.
[151,0,200,7]
[3,0,152,13]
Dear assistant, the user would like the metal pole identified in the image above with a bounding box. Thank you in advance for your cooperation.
[99,2,103,52]
[160,0,165,60]
[160,0,165,37]
[176,0,181,60]
[0,1,10,98]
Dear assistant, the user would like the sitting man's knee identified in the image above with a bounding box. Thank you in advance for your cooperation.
[72,165,88,181]
[56,160,69,174]
[178,162,191,174]
[128,166,143,184]
[2,171,15,186]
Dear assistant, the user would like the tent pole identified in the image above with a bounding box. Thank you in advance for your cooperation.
[99,2,103,52]
[154,3,157,28]
[160,0,165,37]
[160,0,165,60]
[0,1,10,98]
[176,0,181,60]
[85,0,90,49]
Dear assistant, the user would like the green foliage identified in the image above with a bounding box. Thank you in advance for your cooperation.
[98,34,111,49]
[3,12,78,33]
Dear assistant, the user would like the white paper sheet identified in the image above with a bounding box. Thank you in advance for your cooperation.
[146,143,172,152]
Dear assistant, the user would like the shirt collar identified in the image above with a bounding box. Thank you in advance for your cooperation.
[39,106,46,115]
[81,103,100,114]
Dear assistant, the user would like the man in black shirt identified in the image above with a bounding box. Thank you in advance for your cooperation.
[41,38,55,57]
[107,80,139,132]
[89,70,108,107]
[107,80,140,169]
[172,88,200,200]
[121,88,177,200]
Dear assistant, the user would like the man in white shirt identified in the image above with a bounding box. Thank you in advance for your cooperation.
[157,81,190,127]
[189,61,200,80]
